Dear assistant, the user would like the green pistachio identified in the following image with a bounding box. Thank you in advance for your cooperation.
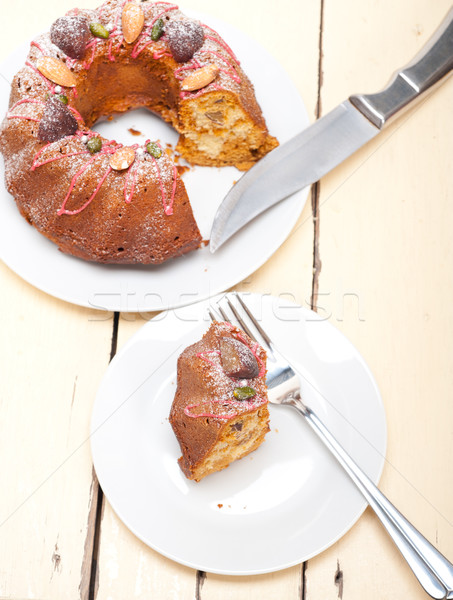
[146,141,162,158]
[150,18,164,41]
[233,386,257,401]
[87,137,102,154]
[45,93,68,104]
[89,22,110,39]
[55,94,69,104]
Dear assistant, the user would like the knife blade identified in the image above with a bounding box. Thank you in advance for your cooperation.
[210,7,453,253]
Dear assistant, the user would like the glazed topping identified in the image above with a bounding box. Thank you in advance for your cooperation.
[87,137,102,153]
[219,336,260,379]
[165,20,205,63]
[50,15,91,59]
[89,22,110,39]
[122,3,145,44]
[150,18,164,41]
[233,386,257,400]
[36,56,77,87]
[37,96,78,143]
[146,141,162,158]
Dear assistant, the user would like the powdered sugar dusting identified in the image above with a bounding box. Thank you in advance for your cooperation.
[165,19,204,63]
[50,15,91,59]
[182,321,268,420]
[37,96,78,142]
[0,0,253,262]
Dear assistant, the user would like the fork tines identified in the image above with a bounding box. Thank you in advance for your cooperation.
[208,293,272,354]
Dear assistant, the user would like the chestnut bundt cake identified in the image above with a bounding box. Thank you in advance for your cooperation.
[0,0,278,264]
[170,321,270,481]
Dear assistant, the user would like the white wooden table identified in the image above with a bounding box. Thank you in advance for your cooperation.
[1,1,452,598]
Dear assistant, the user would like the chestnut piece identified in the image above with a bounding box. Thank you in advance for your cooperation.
[219,336,259,379]
[37,96,78,142]
[50,15,91,60]
[165,20,204,63]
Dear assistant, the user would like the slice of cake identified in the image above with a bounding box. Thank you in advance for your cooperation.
[170,321,270,481]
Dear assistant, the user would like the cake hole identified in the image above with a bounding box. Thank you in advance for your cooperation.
[92,107,178,147]
[117,247,124,252]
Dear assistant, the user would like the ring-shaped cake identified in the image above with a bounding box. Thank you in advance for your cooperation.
[0,0,278,264]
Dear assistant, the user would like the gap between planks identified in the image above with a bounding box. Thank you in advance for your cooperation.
[310,0,325,315]
[78,2,326,595]
[79,312,119,600]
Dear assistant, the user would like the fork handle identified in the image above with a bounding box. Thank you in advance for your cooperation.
[289,395,453,599]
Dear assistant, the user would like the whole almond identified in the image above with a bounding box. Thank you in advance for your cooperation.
[110,147,136,171]
[36,57,77,87]
[181,64,220,92]
[122,3,145,44]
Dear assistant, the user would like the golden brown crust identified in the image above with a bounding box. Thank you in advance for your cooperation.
[0,0,278,263]
[170,321,270,481]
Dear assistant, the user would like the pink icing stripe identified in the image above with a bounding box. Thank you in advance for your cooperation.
[131,40,153,59]
[83,43,97,69]
[152,49,172,59]
[67,105,84,123]
[57,145,118,215]
[116,0,128,24]
[132,4,178,57]
[25,61,54,92]
[107,0,126,60]
[180,81,222,100]
[196,350,220,368]
[7,98,44,122]
[252,343,266,377]
[124,160,140,203]
[186,331,267,420]
[66,57,78,69]
[184,396,267,419]
[233,332,266,377]
[32,150,90,171]
[30,41,45,54]
[147,4,178,29]
[204,29,239,63]
[174,59,202,80]
[184,399,237,420]
[108,38,116,61]
[147,145,176,216]
[199,49,240,82]
[10,98,44,110]
[7,115,39,122]
[151,155,168,213]
[58,164,112,216]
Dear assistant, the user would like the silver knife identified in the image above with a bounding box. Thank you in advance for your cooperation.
[210,7,453,253]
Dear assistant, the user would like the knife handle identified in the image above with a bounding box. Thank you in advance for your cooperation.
[350,7,453,129]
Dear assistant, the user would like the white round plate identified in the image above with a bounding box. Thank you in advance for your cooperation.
[91,294,387,575]
[0,13,309,312]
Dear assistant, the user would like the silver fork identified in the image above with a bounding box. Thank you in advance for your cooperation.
[209,292,453,600]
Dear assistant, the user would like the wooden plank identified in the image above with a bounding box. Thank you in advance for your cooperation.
[96,0,320,598]
[0,263,114,598]
[306,0,453,598]
[0,3,116,598]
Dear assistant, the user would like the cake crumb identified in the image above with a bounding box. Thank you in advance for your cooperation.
[128,127,142,136]
[217,503,223,509]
